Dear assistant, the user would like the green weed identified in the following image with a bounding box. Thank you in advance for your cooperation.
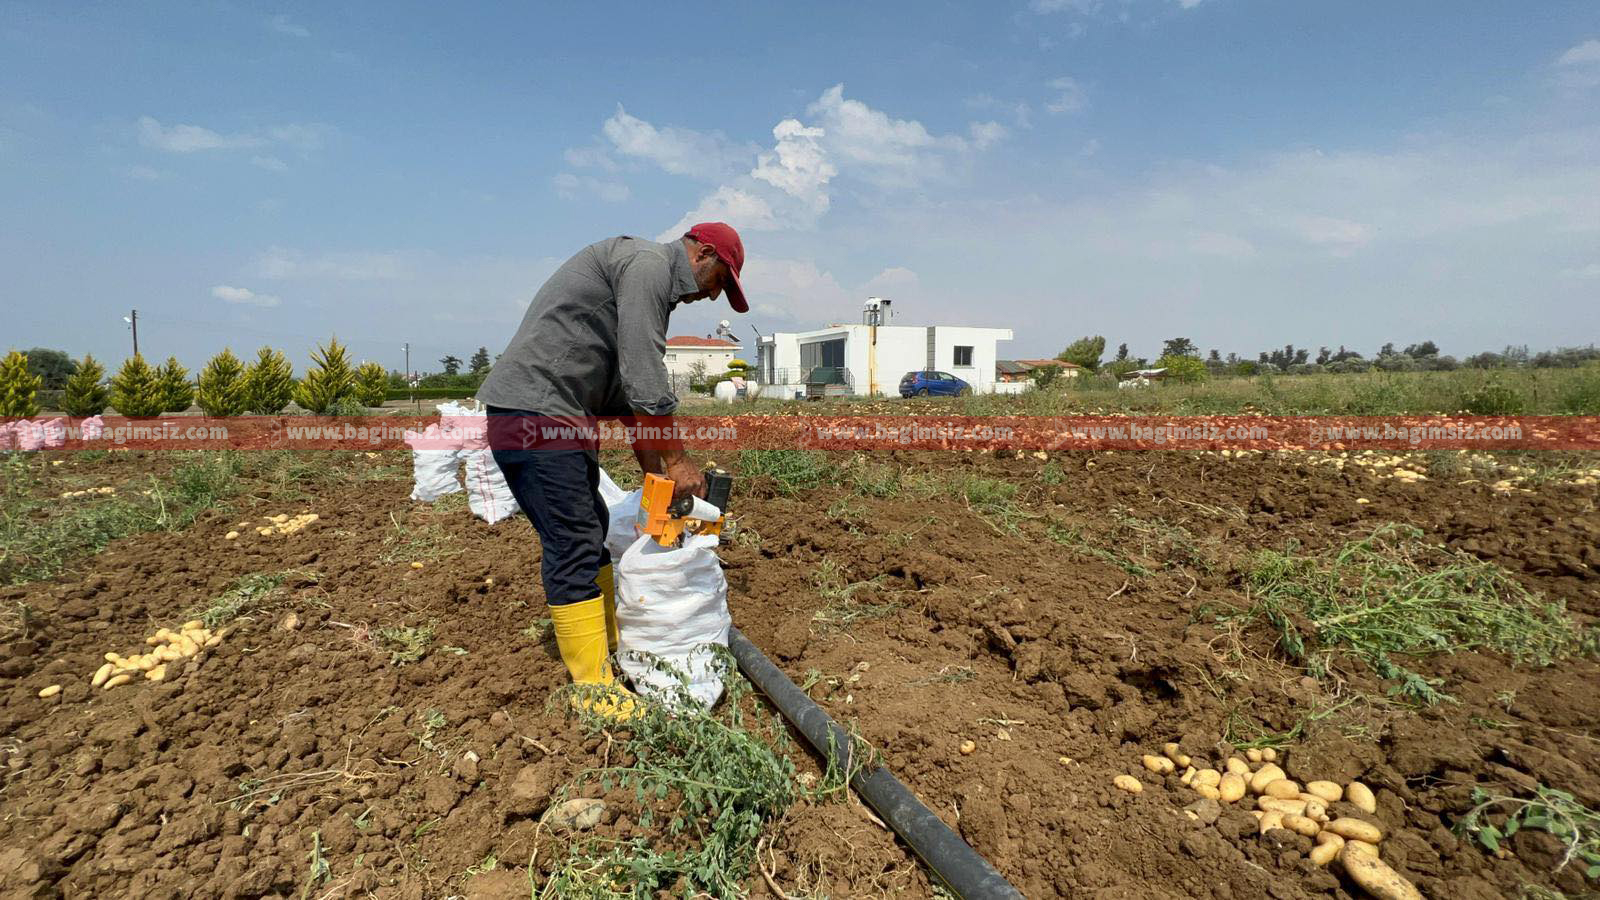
[1457,785,1600,879]
[188,570,310,629]
[378,513,460,564]
[736,447,831,495]
[810,559,895,630]
[1228,524,1596,704]
[378,625,435,665]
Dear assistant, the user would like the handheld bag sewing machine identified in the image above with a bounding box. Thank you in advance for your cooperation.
[640,467,732,546]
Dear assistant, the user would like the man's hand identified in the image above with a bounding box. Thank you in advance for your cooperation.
[665,457,705,502]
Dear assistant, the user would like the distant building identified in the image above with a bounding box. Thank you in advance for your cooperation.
[757,323,1014,398]
[663,336,742,379]
[997,358,1084,382]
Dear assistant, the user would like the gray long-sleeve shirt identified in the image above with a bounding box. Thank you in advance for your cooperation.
[477,236,698,421]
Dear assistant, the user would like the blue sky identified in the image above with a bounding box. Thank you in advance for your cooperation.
[3,1,1598,373]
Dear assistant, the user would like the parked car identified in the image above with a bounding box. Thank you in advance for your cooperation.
[899,370,972,397]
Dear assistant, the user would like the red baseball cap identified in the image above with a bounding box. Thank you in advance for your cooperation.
[685,221,748,313]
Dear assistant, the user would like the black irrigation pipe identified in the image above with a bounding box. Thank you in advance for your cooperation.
[727,626,1024,900]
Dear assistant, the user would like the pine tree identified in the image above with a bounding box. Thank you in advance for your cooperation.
[243,347,295,415]
[196,349,249,417]
[469,346,491,374]
[60,355,110,417]
[110,355,166,417]
[0,350,42,418]
[155,356,194,413]
[293,337,356,414]
[353,361,389,407]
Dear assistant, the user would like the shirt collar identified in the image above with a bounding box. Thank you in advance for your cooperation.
[666,239,701,302]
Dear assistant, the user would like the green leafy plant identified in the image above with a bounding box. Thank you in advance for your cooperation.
[196,349,249,417]
[109,355,166,417]
[378,624,435,665]
[155,356,193,413]
[353,361,389,408]
[736,447,831,495]
[1460,379,1527,415]
[243,346,296,415]
[1155,353,1209,384]
[60,355,110,417]
[293,337,357,414]
[0,350,43,418]
[1228,524,1595,704]
[538,655,800,899]
[1457,785,1600,879]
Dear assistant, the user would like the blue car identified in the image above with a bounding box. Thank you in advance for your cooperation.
[899,370,972,398]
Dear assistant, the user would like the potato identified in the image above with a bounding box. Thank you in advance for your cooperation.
[1326,817,1383,844]
[1347,781,1377,814]
[1194,783,1221,801]
[133,655,158,671]
[1308,840,1341,867]
[1304,798,1328,822]
[1218,773,1246,803]
[1249,763,1286,794]
[1283,814,1320,837]
[1195,768,1222,788]
[1113,774,1142,794]
[181,620,203,631]
[1315,830,1345,847]
[177,637,200,657]
[1142,754,1174,775]
[1180,766,1196,785]
[1338,842,1421,900]
[959,740,976,755]
[1246,748,1263,764]
[103,674,133,689]
[1346,839,1380,857]
[1162,741,1181,759]
[145,665,166,682]
[104,652,121,663]
[1260,747,1278,763]
[156,646,180,662]
[1264,779,1301,799]
[410,561,425,569]
[1225,757,1252,777]
[224,531,240,540]
[37,684,62,699]
[91,663,114,687]
[205,634,223,648]
[1257,811,1284,835]
[1306,780,1343,803]
[1258,797,1307,816]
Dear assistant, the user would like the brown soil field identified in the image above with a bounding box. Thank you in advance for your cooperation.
[1,444,1597,899]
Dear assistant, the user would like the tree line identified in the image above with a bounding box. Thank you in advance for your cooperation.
[0,339,394,418]
[1051,336,1600,382]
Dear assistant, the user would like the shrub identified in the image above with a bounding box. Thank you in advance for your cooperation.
[60,355,110,417]
[109,355,166,417]
[353,361,390,407]
[155,356,193,413]
[293,337,356,414]
[1030,364,1062,390]
[0,351,42,417]
[1057,335,1106,373]
[1559,367,1600,415]
[243,347,295,414]
[1155,354,1208,384]
[196,349,249,417]
[1460,379,1527,415]
[23,348,76,390]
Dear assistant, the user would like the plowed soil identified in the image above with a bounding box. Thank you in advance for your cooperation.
[2,444,1597,899]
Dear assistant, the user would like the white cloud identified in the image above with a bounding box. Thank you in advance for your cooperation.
[253,247,411,281]
[969,121,1008,151]
[211,284,281,308]
[138,116,259,152]
[1285,214,1374,254]
[805,84,966,186]
[1045,77,1087,114]
[251,155,288,172]
[268,14,309,38]
[552,172,630,203]
[751,120,836,212]
[657,186,779,241]
[967,94,1033,128]
[1554,39,1600,88]
[601,106,752,179]
[564,144,619,171]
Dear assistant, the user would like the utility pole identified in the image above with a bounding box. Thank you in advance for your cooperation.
[128,309,139,357]
[403,342,414,411]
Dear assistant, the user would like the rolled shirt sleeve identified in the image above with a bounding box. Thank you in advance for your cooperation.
[614,252,679,417]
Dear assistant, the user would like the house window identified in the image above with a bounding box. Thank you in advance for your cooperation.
[953,346,973,367]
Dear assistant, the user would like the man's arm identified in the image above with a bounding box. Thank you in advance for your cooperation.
[614,254,704,500]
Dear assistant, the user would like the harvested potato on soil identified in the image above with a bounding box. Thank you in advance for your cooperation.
[1306,780,1343,803]
[1326,818,1383,844]
[37,684,61,698]
[1248,763,1286,794]
[1309,839,1341,867]
[959,740,976,756]
[1263,779,1301,799]
[1193,783,1220,801]
[1142,754,1174,775]
[1245,748,1263,764]
[1347,781,1377,814]
[1224,757,1252,777]
[1194,768,1221,788]
[1283,814,1320,837]
[1338,843,1421,900]
[1113,775,1142,794]
[1256,810,1284,835]
[1218,773,1246,803]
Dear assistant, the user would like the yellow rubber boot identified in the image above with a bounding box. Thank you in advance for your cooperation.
[549,597,636,722]
[596,564,618,652]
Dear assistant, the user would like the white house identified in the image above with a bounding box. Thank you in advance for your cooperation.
[663,336,743,380]
[756,322,1015,398]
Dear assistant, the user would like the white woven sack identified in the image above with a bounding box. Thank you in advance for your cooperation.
[615,533,731,710]
[404,424,463,501]
[462,446,519,524]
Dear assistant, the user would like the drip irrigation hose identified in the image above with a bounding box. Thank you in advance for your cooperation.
[727,626,1024,900]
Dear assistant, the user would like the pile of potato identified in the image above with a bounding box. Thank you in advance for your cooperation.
[225,512,319,540]
[1115,743,1422,900]
[58,486,117,499]
[89,620,224,690]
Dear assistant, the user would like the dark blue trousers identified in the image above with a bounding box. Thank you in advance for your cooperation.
[485,407,611,606]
